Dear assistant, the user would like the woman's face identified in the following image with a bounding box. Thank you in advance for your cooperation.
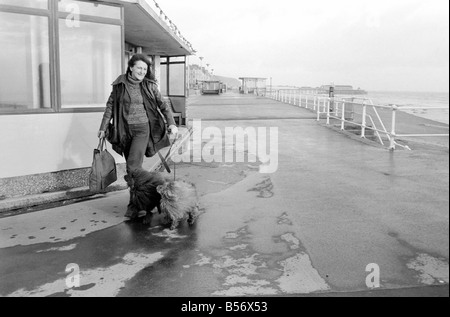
[130,60,148,81]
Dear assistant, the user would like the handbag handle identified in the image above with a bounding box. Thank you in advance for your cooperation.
[112,88,118,133]
[97,138,109,151]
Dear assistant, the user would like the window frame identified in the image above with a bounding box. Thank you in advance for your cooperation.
[160,56,187,98]
[0,0,124,115]
[57,0,121,20]
[0,4,55,115]
[56,0,124,113]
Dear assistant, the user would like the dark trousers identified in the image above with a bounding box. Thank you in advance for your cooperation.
[123,123,150,174]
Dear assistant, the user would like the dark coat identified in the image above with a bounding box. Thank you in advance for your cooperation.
[99,74,176,157]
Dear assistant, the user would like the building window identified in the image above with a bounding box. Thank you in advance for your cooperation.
[58,0,121,20]
[169,63,185,96]
[0,11,51,112]
[59,20,122,108]
[0,0,123,114]
[160,56,186,97]
[0,0,48,9]
[160,64,168,95]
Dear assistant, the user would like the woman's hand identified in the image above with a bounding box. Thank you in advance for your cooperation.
[168,125,178,135]
[98,130,106,139]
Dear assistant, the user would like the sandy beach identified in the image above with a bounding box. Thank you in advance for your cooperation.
[401,108,449,125]
[364,90,449,125]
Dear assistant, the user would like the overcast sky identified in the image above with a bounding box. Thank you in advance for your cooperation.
[157,0,449,92]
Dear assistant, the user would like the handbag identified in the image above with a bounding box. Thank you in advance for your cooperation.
[106,97,119,145]
[106,121,119,145]
[89,138,117,192]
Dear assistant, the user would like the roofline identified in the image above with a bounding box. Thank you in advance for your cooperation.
[101,0,195,55]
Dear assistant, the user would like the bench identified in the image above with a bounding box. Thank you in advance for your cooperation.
[162,97,183,126]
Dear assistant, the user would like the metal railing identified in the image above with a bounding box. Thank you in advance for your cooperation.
[267,90,449,150]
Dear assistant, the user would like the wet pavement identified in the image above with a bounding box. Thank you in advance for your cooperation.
[0,92,448,297]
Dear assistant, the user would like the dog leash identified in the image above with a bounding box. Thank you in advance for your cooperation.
[158,132,179,175]
[164,132,179,161]
[169,133,179,181]
[173,158,176,181]
[157,151,171,173]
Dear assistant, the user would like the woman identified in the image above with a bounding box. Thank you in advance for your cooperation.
[98,54,178,175]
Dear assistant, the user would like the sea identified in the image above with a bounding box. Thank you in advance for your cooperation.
[361,91,449,125]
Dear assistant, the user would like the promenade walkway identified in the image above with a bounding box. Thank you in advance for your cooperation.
[0,92,448,297]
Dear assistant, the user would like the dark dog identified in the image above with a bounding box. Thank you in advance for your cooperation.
[157,180,200,230]
[124,169,171,224]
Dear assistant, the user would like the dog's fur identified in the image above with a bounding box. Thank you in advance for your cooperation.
[125,168,199,229]
[124,169,171,224]
[157,180,199,230]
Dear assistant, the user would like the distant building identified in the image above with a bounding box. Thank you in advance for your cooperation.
[188,64,212,89]
[239,77,267,95]
[318,85,367,95]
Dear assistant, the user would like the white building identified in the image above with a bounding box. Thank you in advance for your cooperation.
[188,64,212,89]
[0,0,194,200]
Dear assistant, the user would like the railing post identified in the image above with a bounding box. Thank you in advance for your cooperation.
[341,100,346,130]
[389,105,398,150]
[317,100,320,121]
[361,104,367,138]
[326,99,330,125]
